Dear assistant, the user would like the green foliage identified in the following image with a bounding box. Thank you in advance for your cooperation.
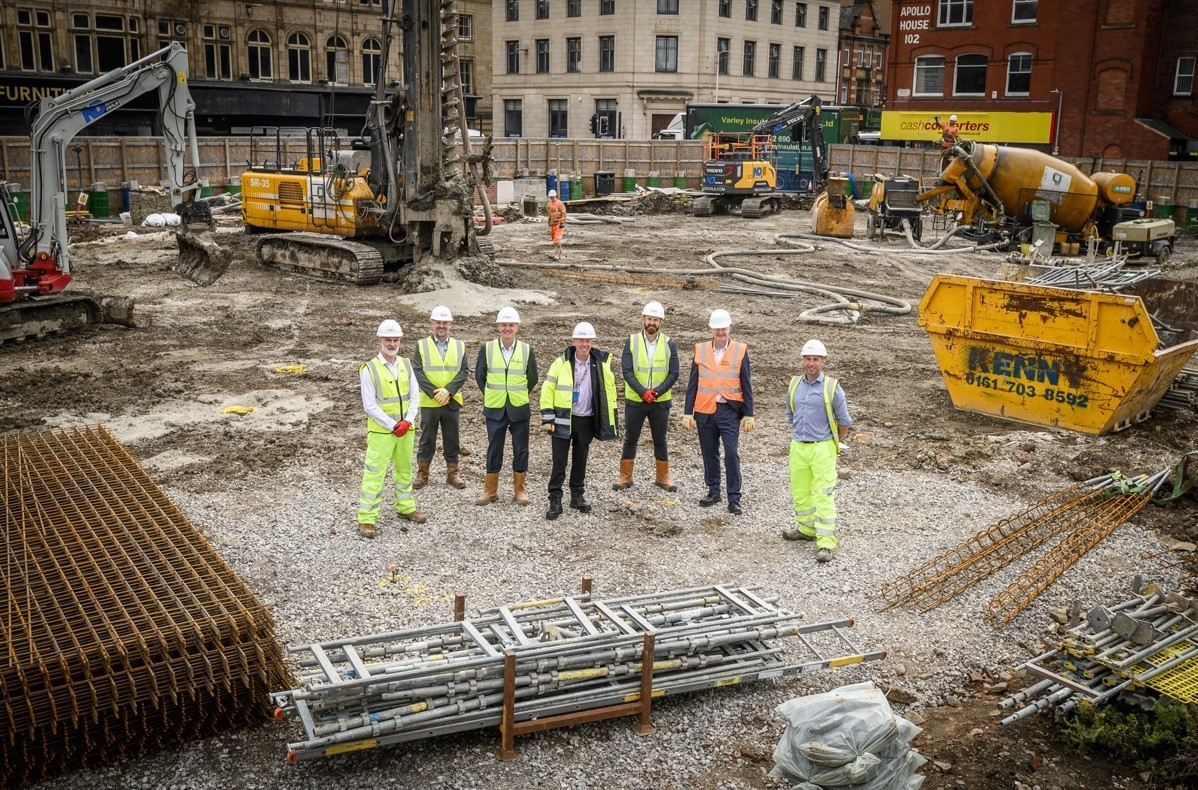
[1060,700,1198,784]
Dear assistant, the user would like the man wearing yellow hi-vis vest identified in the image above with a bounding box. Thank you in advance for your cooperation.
[539,322,619,520]
[474,307,539,506]
[782,339,852,563]
[357,319,426,539]
[413,305,469,491]
[614,301,680,493]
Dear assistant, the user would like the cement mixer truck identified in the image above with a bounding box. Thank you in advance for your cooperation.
[915,141,1163,258]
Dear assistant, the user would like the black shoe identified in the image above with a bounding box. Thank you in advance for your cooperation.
[569,494,592,513]
[545,499,563,520]
[727,502,742,515]
[698,492,721,507]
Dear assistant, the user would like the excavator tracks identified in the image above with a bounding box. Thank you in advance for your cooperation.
[0,295,134,344]
[256,233,386,285]
[741,195,782,219]
[691,196,716,216]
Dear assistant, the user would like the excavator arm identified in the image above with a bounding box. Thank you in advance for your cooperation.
[749,95,829,194]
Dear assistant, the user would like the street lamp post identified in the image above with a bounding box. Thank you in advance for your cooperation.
[1051,88,1063,156]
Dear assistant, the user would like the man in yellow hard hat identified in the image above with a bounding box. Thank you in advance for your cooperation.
[614,301,679,493]
[413,305,468,491]
[474,306,538,506]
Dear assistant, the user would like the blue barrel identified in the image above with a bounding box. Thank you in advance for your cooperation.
[546,172,558,197]
[560,178,572,202]
[121,186,132,212]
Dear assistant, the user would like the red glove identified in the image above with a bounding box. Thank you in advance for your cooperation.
[392,420,411,437]
[643,389,656,404]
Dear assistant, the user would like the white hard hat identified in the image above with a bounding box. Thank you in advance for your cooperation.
[496,306,521,324]
[572,322,596,339]
[430,305,453,322]
[548,189,557,197]
[801,339,828,357]
[949,114,958,122]
[708,309,732,329]
[642,301,665,319]
[377,319,403,338]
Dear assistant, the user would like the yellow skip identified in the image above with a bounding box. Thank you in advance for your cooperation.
[274,364,309,375]
[221,405,257,416]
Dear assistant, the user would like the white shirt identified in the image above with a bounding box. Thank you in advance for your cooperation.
[712,341,729,403]
[359,353,419,429]
[500,340,516,364]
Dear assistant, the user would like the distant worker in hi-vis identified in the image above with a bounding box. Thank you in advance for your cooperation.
[547,189,567,259]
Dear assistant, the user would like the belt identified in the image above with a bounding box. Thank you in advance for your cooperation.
[795,439,828,443]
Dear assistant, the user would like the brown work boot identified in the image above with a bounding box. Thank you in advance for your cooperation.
[358,522,377,539]
[475,472,499,505]
[413,461,430,490]
[613,458,634,490]
[513,471,531,505]
[397,510,427,524]
[654,460,677,492]
[446,461,466,490]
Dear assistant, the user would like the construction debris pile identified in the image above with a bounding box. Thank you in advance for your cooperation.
[1000,580,1198,725]
[770,681,926,789]
[1158,359,1198,413]
[877,470,1170,627]
[1,425,291,786]
[272,584,884,763]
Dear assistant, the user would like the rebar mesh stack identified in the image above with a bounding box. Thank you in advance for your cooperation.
[2,425,292,787]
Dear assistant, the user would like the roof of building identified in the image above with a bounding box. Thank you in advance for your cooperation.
[1136,116,1195,141]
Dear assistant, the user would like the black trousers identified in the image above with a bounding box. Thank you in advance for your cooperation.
[417,406,461,463]
[620,400,671,461]
[548,416,596,500]
[485,415,529,473]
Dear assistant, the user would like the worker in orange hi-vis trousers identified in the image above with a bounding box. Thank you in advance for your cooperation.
[547,189,567,259]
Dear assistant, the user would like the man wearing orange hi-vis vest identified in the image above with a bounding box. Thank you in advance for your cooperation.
[782,339,852,563]
[681,309,755,516]
[547,189,567,259]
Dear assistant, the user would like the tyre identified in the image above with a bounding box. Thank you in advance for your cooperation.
[912,217,924,242]
[865,213,876,240]
[1155,243,1172,266]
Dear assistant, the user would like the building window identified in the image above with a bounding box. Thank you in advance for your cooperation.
[954,53,987,95]
[913,54,945,96]
[655,36,678,72]
[535,39,549,73]
[658,0,679,13]
[569,0,582,16]
[72,15,94,74]
[507,0,519,22]
[600,0,615,14]
[248,29,273,80]
[459,15,473,40]
[548,99,568,137]
[506,41,520,74]
[362,37,381,84]
[792,46,804,79]
[818,5,829,29]
[1012,0,1037,23]
[325,35,347,82]
[567,38,581,72]
[204,25,233,80]
[460,58,474,94]
[743,40,756,77]
[287,32,312,82]
[1005,52,1031,95]
[938,0,973,26]
[747,0,758,21]
[595,98,617,137]
[875,50,882,70]
[768,43,781,78]
[505,99,523,137]
[19,9,55,72]
[843,46,850,68]
[720,0,732,17]
[795,2,807,26]
[815,47,826,81]
[717,38,730,76]
[536,0,549,19]
[1176,57,1195,96]
[599,36,615,72]
[771,0,783,23]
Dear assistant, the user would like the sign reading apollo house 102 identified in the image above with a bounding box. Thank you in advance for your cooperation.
[898,4,932,45]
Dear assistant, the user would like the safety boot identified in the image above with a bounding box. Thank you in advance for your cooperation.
[397,510,427,524]
[545,496,563,521]
[513,471,531,505]
[475,472,499,506]
[445,462,466,490]
[358,522,377,539]
[569,492,592,514]
[653,460,677,492]
[413,461,430,490]
[613,459,634,490]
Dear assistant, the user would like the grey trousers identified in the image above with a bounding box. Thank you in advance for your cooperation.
[417,406,461,463]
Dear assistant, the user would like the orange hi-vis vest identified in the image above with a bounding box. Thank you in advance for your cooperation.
[693,340,746,415]
[547,199,567,228]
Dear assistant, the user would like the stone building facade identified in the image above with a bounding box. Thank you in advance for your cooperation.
[835,0,888,107]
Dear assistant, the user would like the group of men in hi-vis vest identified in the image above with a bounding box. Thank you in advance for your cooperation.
[355,303,852,564]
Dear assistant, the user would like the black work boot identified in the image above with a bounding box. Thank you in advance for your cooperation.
[545,496,563,521]
[569,491,592,513]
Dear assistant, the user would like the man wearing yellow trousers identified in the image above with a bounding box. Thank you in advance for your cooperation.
[357,319,426,538]
[782,339,851,562]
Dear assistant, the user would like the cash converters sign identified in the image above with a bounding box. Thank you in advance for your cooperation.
[880,111,1053,144]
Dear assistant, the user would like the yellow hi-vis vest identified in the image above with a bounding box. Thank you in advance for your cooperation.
[417,336,465,408]
[483,339,530,408]
[540,352,619,440]
[788,374,840,452]
[361,356,412,433]
[625,331,673,403]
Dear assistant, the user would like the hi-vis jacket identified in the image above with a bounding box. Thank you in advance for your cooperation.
[360,355,413,433]
[540,347,619,440]
[475,339,538,420]
[622,331,679,403]
[687,340,750,415]
[414,336,467,409]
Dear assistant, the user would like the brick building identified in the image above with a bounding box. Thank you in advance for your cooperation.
[836,0,889,107]
[885,0,1195,160]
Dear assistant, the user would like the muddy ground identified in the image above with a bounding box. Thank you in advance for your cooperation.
[5,200,1198,788]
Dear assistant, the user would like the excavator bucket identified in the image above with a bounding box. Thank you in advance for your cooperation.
[174,228,232,286]
[811,177,856,238]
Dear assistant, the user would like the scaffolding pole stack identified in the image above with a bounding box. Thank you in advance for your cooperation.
[2,426,292,787]
[272,584,885,763]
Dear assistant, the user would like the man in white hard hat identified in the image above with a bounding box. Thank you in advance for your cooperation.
[782,339,852,563]
[357,319,426,538]
[539,322,619,520]
[547,188,567,259]
[413,305,468,491]
[614,300,680,493]
[681,309,755,515]
[939,113,961,149]
[474,306,538,505]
